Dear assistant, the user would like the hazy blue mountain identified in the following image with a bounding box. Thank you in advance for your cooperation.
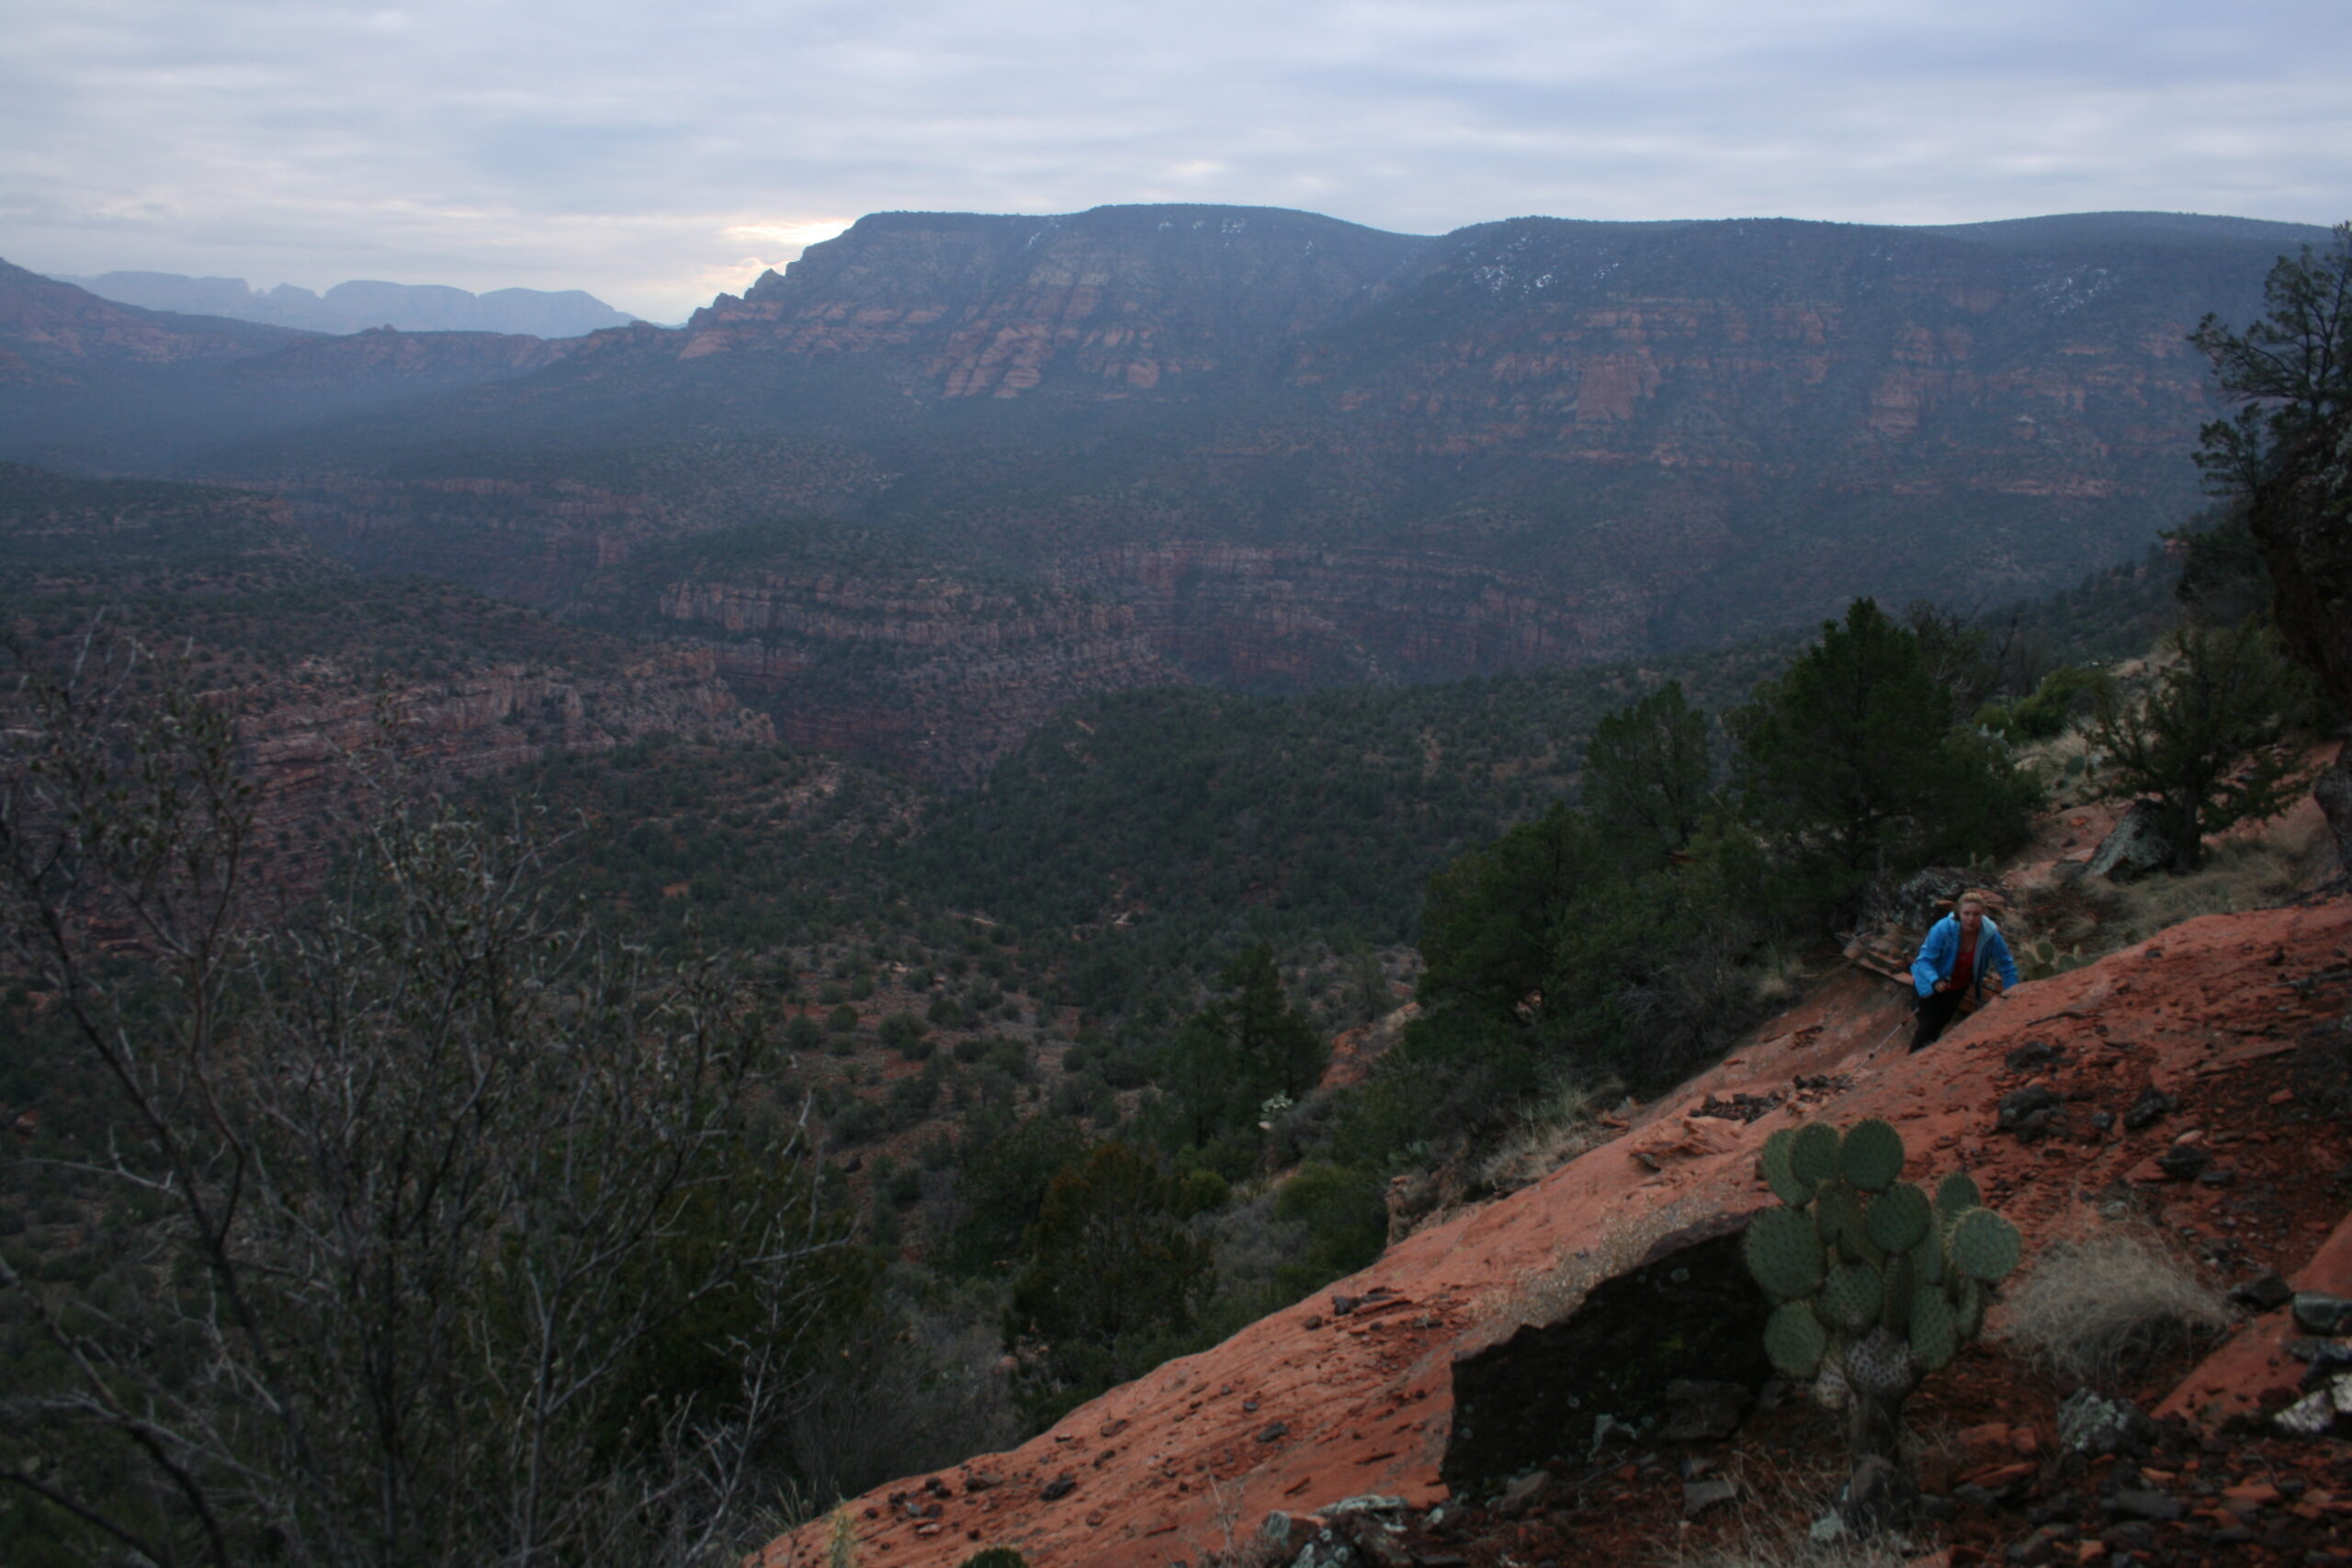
[47,270,639,337]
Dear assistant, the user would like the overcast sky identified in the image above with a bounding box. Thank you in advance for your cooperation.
[4,0,2346,323]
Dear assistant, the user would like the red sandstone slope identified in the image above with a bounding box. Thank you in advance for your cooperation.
[757,893,2352,1568]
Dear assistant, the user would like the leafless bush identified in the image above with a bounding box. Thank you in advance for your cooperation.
[1996,1229,2233,1388]
[0,640,847,1568]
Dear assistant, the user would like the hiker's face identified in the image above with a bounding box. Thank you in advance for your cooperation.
[1960,905,1984,933]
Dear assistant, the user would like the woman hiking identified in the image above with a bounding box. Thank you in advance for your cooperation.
[1910,890,2018,1052]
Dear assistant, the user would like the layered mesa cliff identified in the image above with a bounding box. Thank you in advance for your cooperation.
[0,465,772,874]
[623,561,1185,784]
[7,209,2329,778]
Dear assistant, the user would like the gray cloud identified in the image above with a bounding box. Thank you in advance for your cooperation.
[3,0,2345,321]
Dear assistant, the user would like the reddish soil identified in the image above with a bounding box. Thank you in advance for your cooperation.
[755,889,2352,1568]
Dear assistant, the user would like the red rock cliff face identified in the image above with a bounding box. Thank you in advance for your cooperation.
[1055,542,1652,686]
[649,570,1184,784]
[228,647,773,876]
[671,205,1426,398]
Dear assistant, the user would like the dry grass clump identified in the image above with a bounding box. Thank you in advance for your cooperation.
[1995,1227,2233,1388]
[2025,812,2325,960]
[1476,1073,1623,1196]
[1674,1530,1912,1568]
[1668,1457,1913,1568]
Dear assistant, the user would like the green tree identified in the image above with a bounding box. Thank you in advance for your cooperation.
[1582,681,1711,869]
[940,1114,1090,1278]
[2189,223,2352,875]
[1005,1142,1212,1423]
[2191,223,2352,497]
[1730,599,2036,918]
[2089,621,2316,869]
[1164,945,1323,1151]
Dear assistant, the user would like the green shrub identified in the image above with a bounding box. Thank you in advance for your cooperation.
[1274,1162,1388,1277]
[825,1003,859,1034]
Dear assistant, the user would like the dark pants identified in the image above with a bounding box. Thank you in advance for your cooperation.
[1911,988,1964,1053]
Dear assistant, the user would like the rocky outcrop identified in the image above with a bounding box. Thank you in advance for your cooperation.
[1057,543,1652,686]
[220,648,771,885]
[650,570,1183,784]
[754,895,2352,1568]
[673,205,1427,398]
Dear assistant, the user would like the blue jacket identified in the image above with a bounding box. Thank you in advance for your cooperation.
[1911,914,2018,1000]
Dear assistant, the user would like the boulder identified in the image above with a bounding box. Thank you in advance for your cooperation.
[2086,799,2175,882]
[1442,1214,1769,1492]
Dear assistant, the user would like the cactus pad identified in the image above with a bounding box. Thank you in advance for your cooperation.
[1790,1122,1841,1185]
[1759,1128,1815,1206]
[1866,1181,1932,1254]
[1815,1181,1870,1259]
[1743,1206,1826,1298]
[1909,1284,1958,1371]
[1934,1170,1982,1219]
[1839,1118,1905,1191]
[1881,1251,1917,1333]
[1953,1276,1987,1338]
[1821,1261,1883,1334]
[1948,1207,2022,1281]
[1764,1299,1828,1379]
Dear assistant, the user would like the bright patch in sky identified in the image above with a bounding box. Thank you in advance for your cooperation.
[2,0,2346,321]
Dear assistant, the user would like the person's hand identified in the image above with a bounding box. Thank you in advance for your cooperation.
[1932,980,1949,994]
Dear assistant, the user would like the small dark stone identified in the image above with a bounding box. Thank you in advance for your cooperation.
[2007,1527,2061,1565]
[2105,1489,2185,1523]
[1999,1086,2065,1138]
[2198,1168,2236,1187]
[2090,1111,2116,1132]
[2212,1527,2256,1546]
[2057,1390,2155,1458]
[2007,1042,2064,1073]
[1956,1483,2003,1510]
[1256,1421,1289,1444]
[2101,1522,2159,1551]
[2234,1270,2294,1313]
[1331,1293,1361,1316]
[2122,1089,2177,1132]
[1040,1473,1076,1502]
[1837,1455,1918,1536]
[924,1476,952,1497]
[1657,1378,1749,1441]
[1496,1471,1552,1517]
[2154,1145,2211,1181]
[2293,1292,2352,1336]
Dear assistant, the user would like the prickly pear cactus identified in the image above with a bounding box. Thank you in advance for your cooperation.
[2021,936,2088,982]
[1745,1118,2023,1464]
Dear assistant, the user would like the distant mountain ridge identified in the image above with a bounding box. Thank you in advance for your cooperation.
[1,204,2337,779]
[47,270,639,337]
